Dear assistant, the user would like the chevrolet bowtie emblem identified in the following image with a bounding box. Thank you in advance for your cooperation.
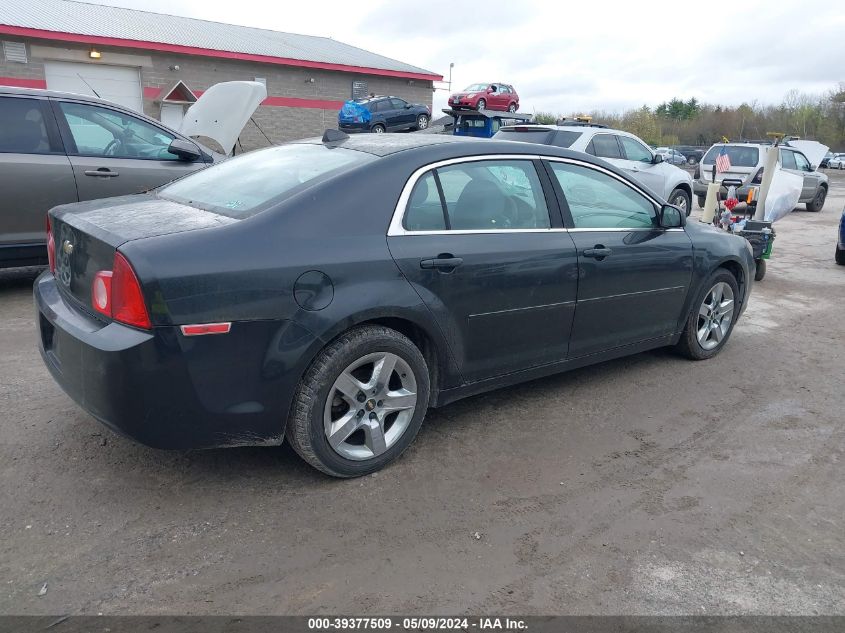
[62,240,74,255]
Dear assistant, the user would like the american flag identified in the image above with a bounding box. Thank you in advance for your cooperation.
[715,145,732,173]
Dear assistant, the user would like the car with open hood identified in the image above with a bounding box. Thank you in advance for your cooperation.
[0,81,265,268]
[35,131,755,477]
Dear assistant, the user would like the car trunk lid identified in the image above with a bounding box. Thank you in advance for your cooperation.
[50,194,236,314]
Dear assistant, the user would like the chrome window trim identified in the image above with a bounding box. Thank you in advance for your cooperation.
[387,154,672,237]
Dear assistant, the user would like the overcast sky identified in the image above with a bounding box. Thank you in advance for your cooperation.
[85,0,845,115]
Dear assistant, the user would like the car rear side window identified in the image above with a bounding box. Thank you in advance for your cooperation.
[159,144,374,219]
[404,172,447,231]
[587,134,622,159]
[703,145,759,167]
[494,128,555,144]
[550,162,656,229]
[0,97,51,154]
[403,160,551,231]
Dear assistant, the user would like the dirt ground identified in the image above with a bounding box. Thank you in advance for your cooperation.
[1,171,843,616]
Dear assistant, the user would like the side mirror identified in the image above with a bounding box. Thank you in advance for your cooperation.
[660,204,685,228]
[652,153,664,164]
[168,138,202,161]
[809,164,816,172]
[487,87,494,93]
[404,104,413,109]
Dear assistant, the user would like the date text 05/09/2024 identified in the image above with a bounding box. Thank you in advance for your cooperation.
[307,617,528,630]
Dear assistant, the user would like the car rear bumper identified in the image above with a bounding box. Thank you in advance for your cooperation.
[34,271,314,450]
[338,122,370,133]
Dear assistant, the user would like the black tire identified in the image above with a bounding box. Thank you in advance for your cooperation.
[754,258,766,281]
[371,124,386,134]
[476,99,486,111]
[806,186,826,212]
[286,325,431,478]
[697,195,707,209]
[836,245,845,266]
[669,188,692,217]
[508,102,517,113]
[415,114,429,130]
[675,268,741,360]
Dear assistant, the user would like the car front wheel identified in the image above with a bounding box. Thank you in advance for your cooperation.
[669,188,692,216]
[286,325,430,477]
[476,99,486,110]
[675,269,740,360]
[806,186,826,212]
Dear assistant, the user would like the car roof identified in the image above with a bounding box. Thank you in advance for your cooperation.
[0,85,115,104]
[293,132,619,164]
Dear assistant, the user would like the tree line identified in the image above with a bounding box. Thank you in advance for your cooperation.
[534,84,845,150]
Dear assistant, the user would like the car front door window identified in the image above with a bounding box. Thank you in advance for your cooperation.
[59,101,179,160]
[793,152,810,171]
[780,150,797,170]
[619,136,653,163]
[550,162,656,229]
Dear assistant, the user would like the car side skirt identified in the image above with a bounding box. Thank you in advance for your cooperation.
[434,333,679,407]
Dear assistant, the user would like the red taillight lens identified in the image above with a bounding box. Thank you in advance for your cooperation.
[90,252,151,330]
[46,216,56,274]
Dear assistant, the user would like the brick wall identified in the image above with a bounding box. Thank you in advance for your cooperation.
[0,38,436,151]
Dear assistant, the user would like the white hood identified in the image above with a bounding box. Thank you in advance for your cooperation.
[787,140,829,169]
[179,81,267,155]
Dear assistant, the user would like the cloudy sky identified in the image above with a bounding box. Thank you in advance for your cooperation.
[85,0,844,114]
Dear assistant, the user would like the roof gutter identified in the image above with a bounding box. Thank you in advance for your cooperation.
[0,25,443,82]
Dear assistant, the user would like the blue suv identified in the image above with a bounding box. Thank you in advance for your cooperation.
[338,96,430,134]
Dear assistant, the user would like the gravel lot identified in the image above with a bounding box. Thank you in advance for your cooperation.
[1,171,843,616]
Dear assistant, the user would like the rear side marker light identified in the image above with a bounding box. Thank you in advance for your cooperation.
[46,216,56,274]
[180,323,232,336]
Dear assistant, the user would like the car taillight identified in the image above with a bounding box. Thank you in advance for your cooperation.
[694,163,701,179]
[91,252,152,330]
[46,216,56,274]
[751,167,764,184]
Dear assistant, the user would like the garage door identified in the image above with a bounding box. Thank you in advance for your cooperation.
[44,62,142,112]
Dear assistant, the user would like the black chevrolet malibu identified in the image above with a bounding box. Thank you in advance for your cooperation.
[35,133,754,477]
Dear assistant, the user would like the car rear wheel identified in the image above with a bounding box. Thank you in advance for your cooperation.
[836,245,845,265]
[675,269,740,360]
[806,186,826,212]
[508,102,517,113]
[476,99,486,111]
[415,114,429,130]
[669,188,692,216]
[371,124,386,134]
[286,325,430,478]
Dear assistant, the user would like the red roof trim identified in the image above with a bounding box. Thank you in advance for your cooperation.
[0,25,443,81]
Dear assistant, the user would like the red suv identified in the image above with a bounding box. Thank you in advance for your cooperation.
[448,83,519,112]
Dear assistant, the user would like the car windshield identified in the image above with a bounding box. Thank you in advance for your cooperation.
[158,144,374,219]
[703,145,760,167]
[462,84,489,92]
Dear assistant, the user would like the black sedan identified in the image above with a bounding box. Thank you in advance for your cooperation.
[35,133,755,477]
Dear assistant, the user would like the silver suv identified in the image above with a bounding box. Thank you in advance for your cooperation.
[693,143,829,212]
[494,123,695,214]
[0,87,217,268]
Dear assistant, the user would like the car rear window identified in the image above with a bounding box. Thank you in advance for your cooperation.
[158,144,374,219]
[494,128,581,148]
[703,145,759,167]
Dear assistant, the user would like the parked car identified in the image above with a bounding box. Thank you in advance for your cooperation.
[674,145,707,165]
[448,83,519,112]
[829,154,845,169]
[837,204,845,265]
[693,143,829,211]
[338,96,431,134]
[821,152,835,168]
[0,86,225,269]
[35,132,754,477]
[493,123,695,214]
[655,147,688,165]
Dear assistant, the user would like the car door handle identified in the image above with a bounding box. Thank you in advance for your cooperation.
[84,168,119,177]
[582,247,612,259]
[420,256,463,270]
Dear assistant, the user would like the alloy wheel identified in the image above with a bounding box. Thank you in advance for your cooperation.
[696,282,735,351]
[508,103,517,113]
[417,115,429,129]
[323,352,418,461]
[672,193,688,214]
[477,99,486,110]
